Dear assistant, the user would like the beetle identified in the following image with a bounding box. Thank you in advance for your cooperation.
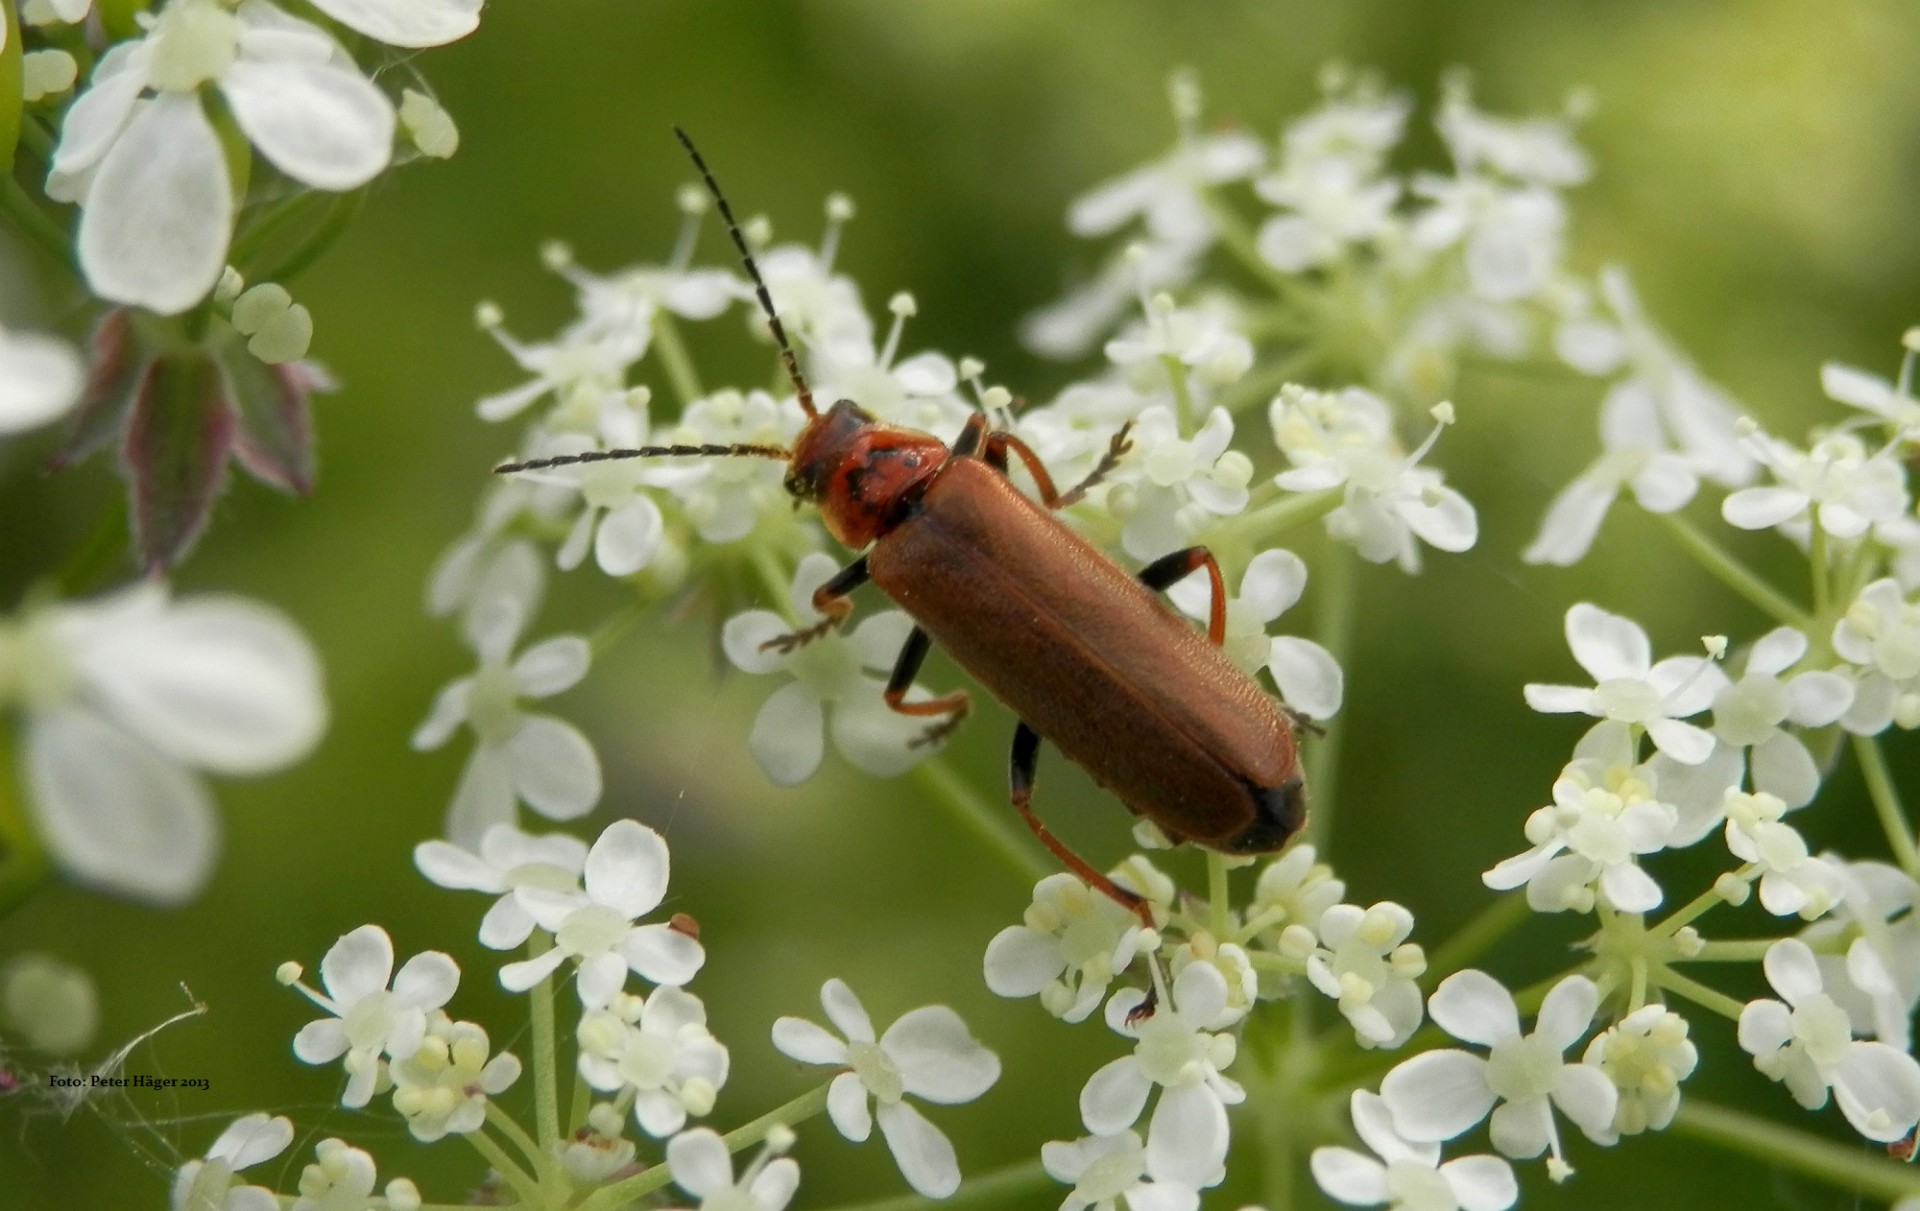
[497,130,1307,926]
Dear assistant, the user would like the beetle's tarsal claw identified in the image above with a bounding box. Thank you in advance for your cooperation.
[1124,984,1159,1026]
[908,705,969,749]
[759,617,838,654]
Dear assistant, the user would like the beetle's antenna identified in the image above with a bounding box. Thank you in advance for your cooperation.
[674,127,818,420]
[495,443,790,475]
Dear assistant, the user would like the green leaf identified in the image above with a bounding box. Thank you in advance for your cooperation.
[0,2,23,173]
[123,351,236,571]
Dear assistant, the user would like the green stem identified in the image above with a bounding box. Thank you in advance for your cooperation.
[249,187,367,284]
[1809,516,1831,618]
[1424,894,1533,981]
[652,311,704,408]
[1658,969,1748,1021]
[466,1128,543,1207]
[0,729,50,923]
[810,1157,1052,1211]
[1655,513,1811,630]
[526,934,562,1151]
[909,757,1050,885]
[1853,733,1920,879]
[229,189,332,272]
[1688,938,1776,962]
[1303,543,1355,848]
[1207,850,1231,939]
[1671,1100,1920,1203]
[483,1101,546,1174]
[0,173,72,267]
[1236,488,1344,546]
[1161,352,1196,436]
[1198,189,1294,297]
[1651,881,1730,940]
[581,1083,833,1211]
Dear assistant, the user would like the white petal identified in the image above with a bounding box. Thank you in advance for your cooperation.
[830,692,930,777]
[478,896,536,949]
[771,1017,849,1066]
[665,1127,734,1199]
[1524,684,1596,714]
[882,1006,1000,1103]
[1600,861,1663,913]
[219,58,394,190]
[498,948,567,992]
[1552,1062,1619,1140]
[1081,1057,1152,1134]
[1403,484,1478,552]
[1749,627,1809,675]
[752,1158,801,1211]
[892,351,958,395]
[411,678,472,751]
[722,610,793,676]
[1628,455,1698,513]
[77,94,231,314]
[851,611,918,672]
[1486,1099,1550,1159]
[748,683,825,786]
[1738,998,1792,1055]
[1147,1083,1228,1189]
[504,715,601,820]
[1646,718,1716,766]
[983,927,1062,997]
[1310,1147,1389,1205]
[511,637,590,698]
[828,1070,873,1141]
[293,1018,347,1063]
[620,924,704,987]
[1429,970,1520,1046]
[1764,938,1824,1005]
[1833,1043,1920,1141]
[821,977,875,1043]
[594,496,664,577]
[1822,363,1896,412]
[0,328,85,435]
[445,745,515,849]
[1523,476,1617,566]
[49,43,148,178]
[1441,1155,1518,1211]
[1752,732,1821,809]
[576,951,626,1007]
[1564,603,1650,681]
[1381,1050,1496,1141]
[1534,976,1599,1052]
[584,819,669,918]
[1723,486,1810,531]
[1268,636,1344,719]
[76,594,326,775]
[876,1099,960,1198]
[391,951,459,1010]
[25,707,218,904]
[209,1113,293,1169]
[1786,670,1854,728]
[301,0,480,47]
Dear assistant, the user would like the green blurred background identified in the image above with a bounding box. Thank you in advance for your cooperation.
[5,0,1920,1206]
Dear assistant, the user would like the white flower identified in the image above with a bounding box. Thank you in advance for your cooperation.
[414,824,589,950]
[1167,548,1343,718]
[658,389,805,544]
[50,1,402,314]
[561,1103,638,1186]
[1483,724,1676,914]
[1523,603,1726,765]
[1803,861,1920,1049]
[1739,938,1920,1142]
[1065,89,1262,251]
[1522,382,1699,566]
[810,295,971,442]
[1580,1005,1696,1143]
[1254,86,1406,273]
[1722,431,1907,539]
[1106,297,1254,389]
[554,236,739,352]
[474,307,645,427]
[389,1012,521,1141]
[984,872,1149,1023]
[1042,1130,1201,1211]
[0,323,85,435]
[1311,1091,1517,1211]
[1307,903,1426,1049]
[411,589,600,846]
[1434,78,1590,186]
[499,819,705,1006]
[1014,377,1147,491]
[0,582,325,902]
[576,986,729,1137]
[1269,386,1476,572]
[1409,175,1566,304]
[1823,358,1920,437]
[171,1113,293,1211]
[1021,239,1204,361]
[772,978,1000,1198]
[1708,627,1852,806]
[754,212,875,359]
[1722,791,1839,918]
[1381,972,1615,1175]
[289,924,459,1108]
[1246,844,1347,947]
[302,0,480,48]
[0,953,98,1056]
[291,1138,379,1211]
[1081,963,1245,1190]
[723,553,938,785]
[528,427,670,578]
[666,1127,801,1211]
[1833,579,1920,734]
[1110,405,1253,561]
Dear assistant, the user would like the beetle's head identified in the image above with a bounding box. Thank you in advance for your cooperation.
[784,398,874,504]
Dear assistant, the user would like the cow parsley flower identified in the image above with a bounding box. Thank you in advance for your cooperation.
[984,872,1150,1023]
[723,553,938,785]
[0,582,326,902]
[1042,1129,1201,1211]
[1721,431,1907,539]
[1832,579,1920,734]
[1580,1005,1697,1142]
[665,1127,801,1211]
[1081,962,1245,1191]
[1166,548,1343,719]
[1708,627,1852,807]
[498,819,705,1006]
[1253,82,1407,273]
[658,389,807,543]
[1739,938,1920,1142]
[389,1012,521,1141]
[171,1113,293,1211]
[287,925,459,1109]
[1523,603,1726,765]
[1311,1091,1517,1211]
[1802,861,1920,1052]
[1721,791,1838,918]
[1306,902,1427,1048]
[411,590,600,845]
[473,304,645,428]
[811,294,971,442]
[1107,403,1254,561]
[414,824,589,950]
[1822,347,1920,439]
[0,322,85,435]
[1522,382,1700,566]
[772,978,1000,1198]
[290,1138,400,1211]
[1381,972,1614,1178]
[576,986,729,1137]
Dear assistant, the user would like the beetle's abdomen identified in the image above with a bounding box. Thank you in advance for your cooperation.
[868,459,1304,851]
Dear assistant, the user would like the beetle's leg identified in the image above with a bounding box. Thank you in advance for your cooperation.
[760,556,870,654]
[884,626,972,748]
[1137,546,1228,647]
[983,422,1135,511]
[1010,723,1155,930]
[951,412,991,459]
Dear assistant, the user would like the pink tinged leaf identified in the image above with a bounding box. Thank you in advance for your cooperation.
[876,1099,961,1198]
[222,350,317,493]
[24,706,218,903]
[122,351,236,571]
[881,1005,1000,1103]
[78,93,233,315]
[1381,1049,1497,1141]
[47,310,140,472]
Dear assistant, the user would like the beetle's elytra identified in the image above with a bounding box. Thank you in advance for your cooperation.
[497,130,1308,925]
